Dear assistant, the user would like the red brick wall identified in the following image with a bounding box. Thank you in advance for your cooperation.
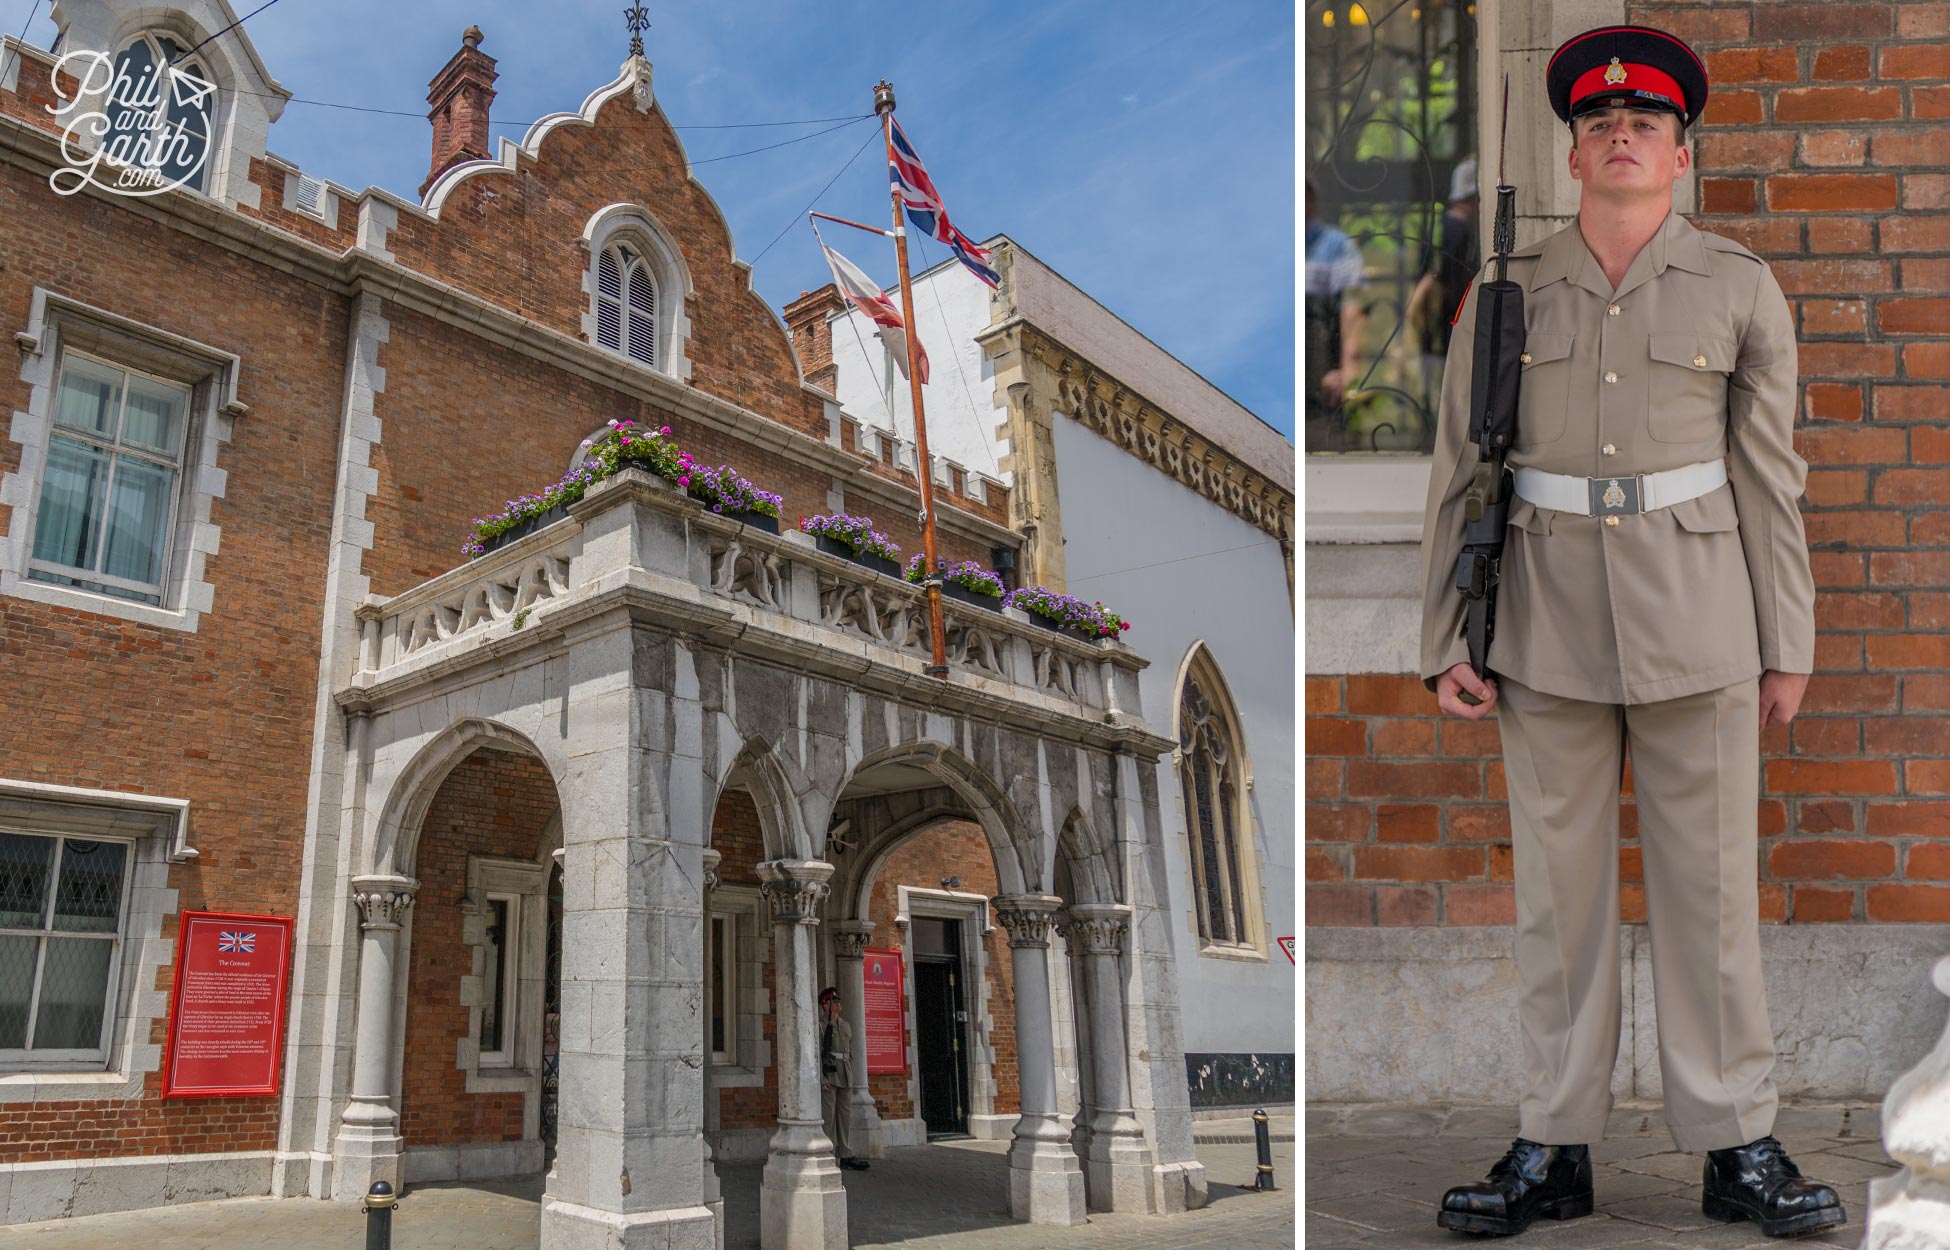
[710,790,778,1132]
[1307,9,1950,928]
[399,750,558,1148]
[865,820,1021,1121]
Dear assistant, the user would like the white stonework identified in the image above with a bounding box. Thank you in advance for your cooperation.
[1865,954,1950,1249]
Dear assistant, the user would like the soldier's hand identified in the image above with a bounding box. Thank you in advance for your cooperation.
[1437,663,1498,719]
[1760,670,1811,727]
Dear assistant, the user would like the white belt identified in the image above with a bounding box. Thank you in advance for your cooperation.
[1513,459,1728,518]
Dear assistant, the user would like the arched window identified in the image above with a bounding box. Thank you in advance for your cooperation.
[1176,648,1262,954]
[594,242,659,368]
[107,34,216,194]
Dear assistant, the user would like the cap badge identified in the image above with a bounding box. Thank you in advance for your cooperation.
[1604,57,1628,85]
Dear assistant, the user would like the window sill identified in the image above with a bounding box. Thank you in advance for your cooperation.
[1305,454,1432,545]
[0,1068,143,1104]
[0,569,203,632]
[462,1064,536,1095]
[709,1063,766,1089]
[1196,941,1272,964]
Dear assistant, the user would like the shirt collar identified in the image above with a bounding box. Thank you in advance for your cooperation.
[1528,210,1713,299]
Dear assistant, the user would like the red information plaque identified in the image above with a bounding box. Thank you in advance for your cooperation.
[863,947,906,1075]
[161,910,294,1098]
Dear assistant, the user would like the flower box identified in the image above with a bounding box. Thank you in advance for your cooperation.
[1025,609,1095,640]
[478,503,568,556]
[816,533,899,577]
[697,494,780,534]
[941,580,1003,612]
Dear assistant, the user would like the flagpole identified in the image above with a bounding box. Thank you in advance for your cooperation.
[874,79,949,680]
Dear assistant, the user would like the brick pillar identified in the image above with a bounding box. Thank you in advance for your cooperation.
[421,25,499,198]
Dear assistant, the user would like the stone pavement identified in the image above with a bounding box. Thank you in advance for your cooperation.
[1307,1104,1898,1248]
[0,1128,1295,1250]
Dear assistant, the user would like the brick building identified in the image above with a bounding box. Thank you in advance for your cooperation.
[0,3,1215,1245]
[1305,0,1950,1111]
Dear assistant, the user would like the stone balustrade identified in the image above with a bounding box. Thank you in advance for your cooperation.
[343,468,1149,728]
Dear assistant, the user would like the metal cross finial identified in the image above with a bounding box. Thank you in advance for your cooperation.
[624,4,650,57]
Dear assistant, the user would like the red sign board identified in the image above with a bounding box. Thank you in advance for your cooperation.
[1277,935,1297,965]
[162,910,294,1098]
[863,947,906,1075]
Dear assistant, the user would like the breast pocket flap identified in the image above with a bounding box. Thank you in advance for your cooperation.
[1650,334,1738,374]
[1521,333,1575,370]
[1670,484,1740,533]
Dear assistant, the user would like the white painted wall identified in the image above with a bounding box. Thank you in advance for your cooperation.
[827,257,1011,485]
[1054,415,1297,1056]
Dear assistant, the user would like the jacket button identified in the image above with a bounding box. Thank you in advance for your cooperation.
[1604,371,1619,384]
[1602,443,1617,455]
[1607,304,1621,316]
[1694,354,1708,367]
[1605,515,1620,527]
[1520,352,1533,364]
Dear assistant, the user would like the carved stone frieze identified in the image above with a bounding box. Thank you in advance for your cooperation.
[350,875,419,930]
[992,894,1065,949]
[757,859,835,925]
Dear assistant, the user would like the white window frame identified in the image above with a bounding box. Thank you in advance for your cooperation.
[0,831,136,1068]
[1173,646,1271,963]
[477,891,519,1069]
[578,204,695,383]
[26,350,193,606]
[707,885,768,1087]
[3,289,244,633]
[0,782,184,1103]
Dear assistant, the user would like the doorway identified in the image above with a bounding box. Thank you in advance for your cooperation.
[911,916,969,1137]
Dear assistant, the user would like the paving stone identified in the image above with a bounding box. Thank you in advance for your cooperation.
[1769,1107,1848,1139]
[1782,1148,1901,1184]
[1611,1151,1711,1184]
[1827,1138,1897,1165]
[1439,1107,1522,1137]
[1591,1136,1688,1165]
[1589,1166,1691,1204]
[1339,1107,1447,1137]
[1602,1191,1724,1233]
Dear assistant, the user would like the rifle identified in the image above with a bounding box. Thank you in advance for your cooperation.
[1455,77,1526,706]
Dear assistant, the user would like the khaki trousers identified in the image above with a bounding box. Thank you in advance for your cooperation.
[1496,675,1777,1151]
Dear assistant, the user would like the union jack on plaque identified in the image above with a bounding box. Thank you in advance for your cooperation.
[218,930,256,953]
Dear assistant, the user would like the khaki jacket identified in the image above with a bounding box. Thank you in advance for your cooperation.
[1417,211,1814,705]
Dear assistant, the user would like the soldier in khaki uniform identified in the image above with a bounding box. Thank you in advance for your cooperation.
[1418,26,1843,1240]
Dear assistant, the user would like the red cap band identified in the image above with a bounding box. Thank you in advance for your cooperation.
[1570,62,1686,115]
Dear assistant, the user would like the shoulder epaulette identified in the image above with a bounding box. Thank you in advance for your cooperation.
[1698,232,1764,264]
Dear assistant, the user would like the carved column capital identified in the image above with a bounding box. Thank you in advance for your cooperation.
[756,858,834,925]
[991,894,1065,949]
[702,848,722,894]
[350,875,419,931]
[829,919,875,960]
[1065,903,1133,956]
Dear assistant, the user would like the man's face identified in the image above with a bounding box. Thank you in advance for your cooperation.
[823,997,839,1021]
[1568,107,1689,199]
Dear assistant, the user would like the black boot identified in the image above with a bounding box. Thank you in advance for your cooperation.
[1437,1138,1594,1236]
[1702,1135,1845,1238]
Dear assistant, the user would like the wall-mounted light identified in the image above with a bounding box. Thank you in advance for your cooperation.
[940,875,962,891]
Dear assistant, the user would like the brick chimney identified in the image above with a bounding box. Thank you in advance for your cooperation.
[421,26,498,198]
[783,284,847,394]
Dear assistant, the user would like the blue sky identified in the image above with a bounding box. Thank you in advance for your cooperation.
[12,0,1296,437]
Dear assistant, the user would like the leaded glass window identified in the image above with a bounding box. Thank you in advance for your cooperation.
[1178,668,1255,949]
[0,832,130,1063]
[29,352,190,605]
[595,243,659,368]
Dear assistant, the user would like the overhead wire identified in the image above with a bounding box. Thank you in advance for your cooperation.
[0,0,47,99]
[748,122,880,267]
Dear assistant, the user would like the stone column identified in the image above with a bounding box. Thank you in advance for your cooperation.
[757,859,846,1250]
[331,874,418,1201]
[701,848,725,1250]
[1866,954,1950,1247]
[993,895,1087,1226]
[1067,903,1155,1213]
[829,919,880,1158]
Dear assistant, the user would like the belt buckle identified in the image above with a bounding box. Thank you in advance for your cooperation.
[1590,474,1642,516]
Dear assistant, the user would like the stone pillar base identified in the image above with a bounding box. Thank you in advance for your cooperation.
[842,1094,881,1159]
[329,1126,402,1203]
[1007,1119,1087,1227]
[1151,1159,1210,1214]
[541,1197,718,1250]
[760,1122,847,1250]
[1084,1120,1155,1213]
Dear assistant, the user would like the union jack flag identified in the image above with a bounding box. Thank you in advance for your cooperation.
[218,930,256,953]
[888,119,1000,289]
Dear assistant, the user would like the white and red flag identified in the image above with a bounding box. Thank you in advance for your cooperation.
[820,239,930,383]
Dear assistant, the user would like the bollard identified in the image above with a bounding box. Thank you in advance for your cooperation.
[1251,1107,1276,1192]
[365,1179,398,1250]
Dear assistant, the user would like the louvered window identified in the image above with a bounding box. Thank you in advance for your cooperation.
[595,243,658,368]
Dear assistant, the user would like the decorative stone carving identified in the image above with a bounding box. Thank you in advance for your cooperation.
[829,920,874,960]
[702,848,722,894]
[350,876,419,930]
[1065,903,1131,957]
[757,859,834,925]
[1866,954,1950,1247]
[992,895,1065,949]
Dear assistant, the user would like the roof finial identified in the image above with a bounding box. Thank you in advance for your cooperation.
[624,4,650,58]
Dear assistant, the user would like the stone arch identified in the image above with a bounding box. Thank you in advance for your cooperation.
[711,735,815,862]
[839,800,983,922]
[368,716,565,881]
[832,741,1034,898]
[579,203,696,381]
[1054,806,1120,907]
